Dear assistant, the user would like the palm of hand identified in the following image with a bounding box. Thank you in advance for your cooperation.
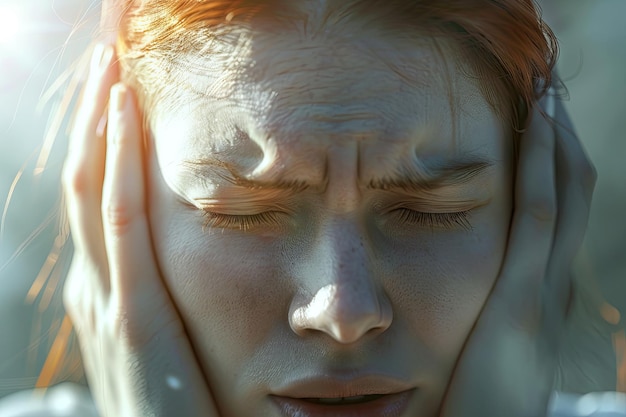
[439,92,596,417]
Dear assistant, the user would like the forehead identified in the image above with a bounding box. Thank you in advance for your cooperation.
[151,21,505,181]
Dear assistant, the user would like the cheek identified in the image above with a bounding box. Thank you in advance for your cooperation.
[385,195,512,368]
[155,221,285,353]
[148,165,289,379]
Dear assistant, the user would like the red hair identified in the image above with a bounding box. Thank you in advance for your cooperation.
[113,0,557,133]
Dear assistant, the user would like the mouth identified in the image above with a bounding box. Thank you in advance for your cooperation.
[303,394,386,404]
[272,391,414,417]
[271,375,415,417]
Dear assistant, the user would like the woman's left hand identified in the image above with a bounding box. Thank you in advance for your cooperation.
[438,90,597,417]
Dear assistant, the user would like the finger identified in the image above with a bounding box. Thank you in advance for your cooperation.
[548,70,596,196]
[99,88,220,416]
[101,0,128,43]
[101,84,162,302]
[544,95,597,319]
[553,94,597,200]
[63,43,118,263]
[439,99,560,417]
[492,94,558,328]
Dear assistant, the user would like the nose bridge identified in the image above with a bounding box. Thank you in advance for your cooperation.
[327,217,369,283]
[289,217,393,344]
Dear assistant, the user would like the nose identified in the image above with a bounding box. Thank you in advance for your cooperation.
[288,219,393,344]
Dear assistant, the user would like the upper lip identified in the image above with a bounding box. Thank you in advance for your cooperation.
[272,374,415,399]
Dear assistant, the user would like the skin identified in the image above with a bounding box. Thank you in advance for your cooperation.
[61,4,597,417]
[146,24,513,417]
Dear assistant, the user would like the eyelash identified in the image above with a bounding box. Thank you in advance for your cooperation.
[200,208,473,231]
[201,211,284,231]
[389,208,473,231]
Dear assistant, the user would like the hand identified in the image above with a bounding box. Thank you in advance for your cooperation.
[438,90,596,416]
[62,43,220,417]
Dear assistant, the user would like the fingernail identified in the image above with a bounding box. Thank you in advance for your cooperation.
[91,43,114,72]
[111,84,128,113]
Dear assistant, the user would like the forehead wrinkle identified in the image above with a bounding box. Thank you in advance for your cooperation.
[239,34,437,98]
[174,77,488,193]
[239,27,432,77]
[234,57,442,148]
[154,21,506,200]
[159,22,462,147]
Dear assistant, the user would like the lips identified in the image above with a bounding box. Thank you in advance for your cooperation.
[272,391,414,417]
[271,375,415,417]
[305,395,384,404]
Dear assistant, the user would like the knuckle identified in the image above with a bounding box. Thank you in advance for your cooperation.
[62,159,90,196]
[524,197,557,223]
[108,117,131,147]
[103,200,135,234]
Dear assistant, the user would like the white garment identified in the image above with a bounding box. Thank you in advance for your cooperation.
[549,391,626,417]
[0,384,98,417]
[0,384,624,417]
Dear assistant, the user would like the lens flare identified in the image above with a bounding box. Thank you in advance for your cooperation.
[0,5,20,44]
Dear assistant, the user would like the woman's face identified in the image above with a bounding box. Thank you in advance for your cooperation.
[147,18,514,417]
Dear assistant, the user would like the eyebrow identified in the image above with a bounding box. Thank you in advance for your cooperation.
[366,157,495,192]
[181,156,495,193]
[181,158,312,192]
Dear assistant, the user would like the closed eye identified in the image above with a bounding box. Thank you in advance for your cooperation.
[201,210,286,231]
[388,208,473,231]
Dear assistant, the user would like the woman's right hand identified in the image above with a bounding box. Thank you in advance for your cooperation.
[62,43,220,417]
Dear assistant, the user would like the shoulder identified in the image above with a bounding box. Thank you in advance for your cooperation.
[549,391,626,417]
[0,383,99,417]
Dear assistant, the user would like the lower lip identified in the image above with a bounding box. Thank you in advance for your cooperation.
[271,390,415,417]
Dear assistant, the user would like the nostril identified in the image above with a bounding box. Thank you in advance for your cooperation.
[288,284,393,344]
[324,316,389,344]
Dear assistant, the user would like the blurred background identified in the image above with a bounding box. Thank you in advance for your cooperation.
[0,0,625,400]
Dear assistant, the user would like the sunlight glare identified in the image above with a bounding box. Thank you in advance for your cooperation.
[0,5,21,44]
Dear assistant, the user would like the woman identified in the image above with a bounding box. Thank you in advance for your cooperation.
[0,0,623,416]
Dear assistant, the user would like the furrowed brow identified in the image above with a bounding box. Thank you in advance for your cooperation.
[367,158,495,191]
[182,156,494,194]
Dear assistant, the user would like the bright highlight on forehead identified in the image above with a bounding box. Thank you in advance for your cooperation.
[171,31,490,135]
[151,14,508,198]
